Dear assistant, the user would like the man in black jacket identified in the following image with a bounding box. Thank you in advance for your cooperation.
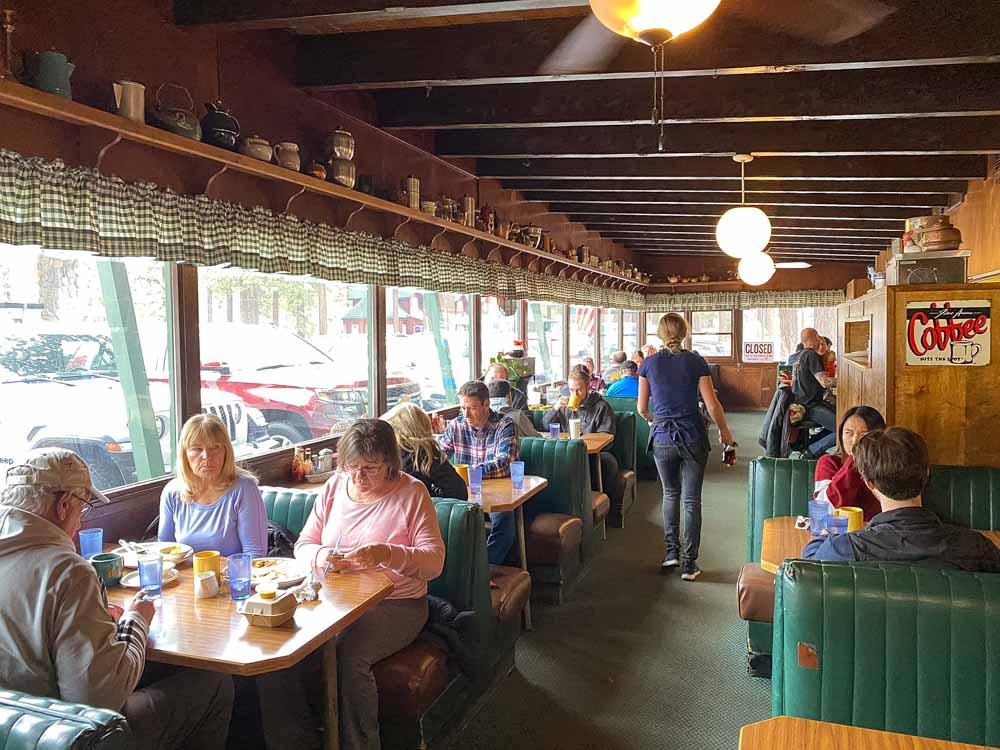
[802,427,1000,571]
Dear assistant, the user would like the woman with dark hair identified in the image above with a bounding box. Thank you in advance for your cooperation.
[813,405,886,521]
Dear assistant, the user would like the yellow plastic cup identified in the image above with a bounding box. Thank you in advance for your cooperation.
[454,464,470,484]
[835,507,865,532]
[567,393,580,410]
[193,550,222,579]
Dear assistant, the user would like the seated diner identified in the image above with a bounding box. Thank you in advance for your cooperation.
[381,402,468,500]
[604,359,639,398]
[485,362,528,411]
[488,379,543,439]
[813,405,886,521]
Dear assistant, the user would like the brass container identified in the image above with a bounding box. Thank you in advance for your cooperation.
[329,158,356,189]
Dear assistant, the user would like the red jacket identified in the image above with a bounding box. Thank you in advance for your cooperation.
[814,454,881,521]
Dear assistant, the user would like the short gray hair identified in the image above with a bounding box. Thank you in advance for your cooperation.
[1,465,60,515]
[338,419,402,480]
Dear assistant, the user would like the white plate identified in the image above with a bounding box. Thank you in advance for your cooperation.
[246,557,309,588]
[113,543,193,568]
[120,565,179,588]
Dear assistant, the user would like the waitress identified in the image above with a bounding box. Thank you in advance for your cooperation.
[637,313,733,582]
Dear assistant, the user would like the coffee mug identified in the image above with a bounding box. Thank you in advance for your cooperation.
[194,571,220,599]
[567,393,580,410]
[454,464,470,484]
[835,506,864,532]
[91,552,124,588]
[193,550,222,580]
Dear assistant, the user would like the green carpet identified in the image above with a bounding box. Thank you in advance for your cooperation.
[446,412,771,750]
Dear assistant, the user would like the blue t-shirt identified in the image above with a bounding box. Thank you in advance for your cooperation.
[638,349,711,446]
[159,475,268,558]
[605,375,639,398]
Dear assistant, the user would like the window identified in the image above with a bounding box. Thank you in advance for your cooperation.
[199,267,375,444]
[527,302,565,400]
[599,309,621,371]
[742,307,839,363]
[0,246,178,492]
[569,305,598,370]
[623,310,640,355]
[386,287,471,410]
[481,296,519,373]
[690,311,733,359]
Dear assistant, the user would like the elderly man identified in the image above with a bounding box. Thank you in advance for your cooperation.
[603,351,628,384]
[605,359,639,398]
[484,362,528,411]
[792,327,837,457]
[440,381,518,564]
[0,448,233,750]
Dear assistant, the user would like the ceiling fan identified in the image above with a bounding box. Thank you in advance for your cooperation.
[541,0,897,153]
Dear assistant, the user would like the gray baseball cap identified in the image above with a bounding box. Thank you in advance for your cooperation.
[6,448,111,505]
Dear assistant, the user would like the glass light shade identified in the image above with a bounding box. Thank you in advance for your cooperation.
[738,253,777,287]
[715,206,772,259]
[589,0,721,44]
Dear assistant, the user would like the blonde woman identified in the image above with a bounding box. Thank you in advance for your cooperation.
[637,313,732,581]
[158,413,267,557]
[381,403,468,500]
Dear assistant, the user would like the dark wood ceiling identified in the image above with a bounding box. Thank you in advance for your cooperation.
[177,0,1000,265]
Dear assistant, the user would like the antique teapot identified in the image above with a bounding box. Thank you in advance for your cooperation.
[239,135,273,162]
[151,82,201,141]
[323,128,355,161]
[25,50,74,99]
[201,100,240,151]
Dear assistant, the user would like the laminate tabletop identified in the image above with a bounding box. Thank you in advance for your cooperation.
[740,716,993,750]
[477,475,548,513]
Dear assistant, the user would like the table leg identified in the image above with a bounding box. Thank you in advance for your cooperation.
[594,453,604,493]
[516,505,532,631]
[323,639,339,750]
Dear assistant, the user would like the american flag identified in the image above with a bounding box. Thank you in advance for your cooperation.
[574,306,597,339]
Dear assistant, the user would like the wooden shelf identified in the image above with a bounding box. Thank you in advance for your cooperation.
[647,280,743,293]
[0,80,646,292]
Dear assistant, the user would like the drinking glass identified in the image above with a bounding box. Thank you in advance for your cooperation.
[568,418,582,439]
[549,423,561,439]
[228,553,252,601]
[78,528,103,560]
[510,461,525,490]
[137,554,163,599]
[807,500,829,537]
[826,515,849,535]
[468,465,483,493]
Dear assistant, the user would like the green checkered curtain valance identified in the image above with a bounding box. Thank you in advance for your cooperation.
[0,149,643,308]
[646,291,740,312]
[738,289,846,308]
[646,288,844,312]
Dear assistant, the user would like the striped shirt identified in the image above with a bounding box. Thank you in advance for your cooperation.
[439,411,516,479]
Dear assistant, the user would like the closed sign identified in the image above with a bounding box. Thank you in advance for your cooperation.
[743,342,774,363]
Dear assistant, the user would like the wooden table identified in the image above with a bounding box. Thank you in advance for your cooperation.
[479,475,548,630]
[740,716,993,750]
[107,553,393,750]
[546,432,614,491]
[760,516,1000,574]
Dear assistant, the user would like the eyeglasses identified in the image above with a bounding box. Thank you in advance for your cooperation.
[61,489,97,516]
[345,465,383,479]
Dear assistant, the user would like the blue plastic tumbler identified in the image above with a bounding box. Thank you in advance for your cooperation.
[228,553,252,601]
[468,465,483,494]
[807,500,829,537]
[510,461,525,490]
[826,515,849,535]
[549,423,561,439]
[78,528,103,560]
[137,554,163,599]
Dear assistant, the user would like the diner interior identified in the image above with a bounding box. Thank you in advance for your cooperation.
[0,1,999,749]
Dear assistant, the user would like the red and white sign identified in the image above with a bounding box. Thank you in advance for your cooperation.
[743,341,775,363]
[905,300,991,366]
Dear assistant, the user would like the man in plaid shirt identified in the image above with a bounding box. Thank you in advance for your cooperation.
[440,381,518,563]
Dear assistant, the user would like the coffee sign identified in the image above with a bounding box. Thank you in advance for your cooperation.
[905,300,991,366]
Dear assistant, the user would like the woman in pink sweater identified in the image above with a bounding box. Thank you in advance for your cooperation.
[298,419,444,750]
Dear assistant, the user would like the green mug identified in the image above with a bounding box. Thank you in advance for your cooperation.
[91,552,124,588]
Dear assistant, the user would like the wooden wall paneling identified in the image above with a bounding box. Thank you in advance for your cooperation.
[643,256,869,291]
[372,285,389,417]
[717,363,777,410]
[949,179,1000,279]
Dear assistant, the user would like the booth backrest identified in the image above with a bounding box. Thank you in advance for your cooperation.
[610,411,636,471]
[605,397,653,471]
[772,560,1000,747]
[0,690,130,750]
[517,438,592,533]
[261,487,318,536]
[746,458,1000,562]
[529,410,545,432]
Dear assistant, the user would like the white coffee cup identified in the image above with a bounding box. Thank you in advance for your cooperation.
[194,570,219,599]
[568,418,582,439]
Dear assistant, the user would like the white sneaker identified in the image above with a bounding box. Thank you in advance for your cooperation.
[680,564,702,581]
[661,556,680,569]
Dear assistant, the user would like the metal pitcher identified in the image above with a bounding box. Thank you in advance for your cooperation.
[113,80,145,123]
[26,50,74,99]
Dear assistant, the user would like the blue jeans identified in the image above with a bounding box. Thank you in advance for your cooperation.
[653,441,708,564]
[805,403,837,455]
[487,511,516,565]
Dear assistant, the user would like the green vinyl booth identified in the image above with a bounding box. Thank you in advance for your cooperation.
[605,396,654,475]
[0,690,130,750]
[772,560,1000,747]
[260,488,530,749]
[738,458,1000,675]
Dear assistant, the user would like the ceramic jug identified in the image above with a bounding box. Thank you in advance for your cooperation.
[26,50,74,99]
[274,142,300,171]
[113,80,145,123]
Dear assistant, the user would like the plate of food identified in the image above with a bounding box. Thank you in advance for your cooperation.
[112,542,194,568]
[247,557,309,588]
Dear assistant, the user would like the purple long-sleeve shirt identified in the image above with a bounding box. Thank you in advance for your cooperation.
[158,476,268,558]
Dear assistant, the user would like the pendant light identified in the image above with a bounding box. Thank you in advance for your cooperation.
[588,0,721,152]
[716,154,772,259]
[738,252,777,287]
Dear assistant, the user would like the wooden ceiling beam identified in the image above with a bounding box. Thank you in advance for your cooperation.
[635,250,874,262]
[588,224,901,238]
[553,203,942,221]
[295,2,1000,89]
[607,234,888,247]
[378,66,1000,129]
[524,192,950,208]
[577,216,905,231]
[478,155,988,180]
[503,179,970,194]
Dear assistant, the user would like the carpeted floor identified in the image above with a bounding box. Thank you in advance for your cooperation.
[445,412,771,750]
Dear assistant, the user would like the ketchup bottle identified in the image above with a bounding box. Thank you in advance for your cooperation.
[722,442,738,468]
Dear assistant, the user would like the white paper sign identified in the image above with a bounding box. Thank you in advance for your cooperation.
[905,300,991,366]
[743,341,775,363]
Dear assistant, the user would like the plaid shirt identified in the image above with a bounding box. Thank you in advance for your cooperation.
[439,411,516,479]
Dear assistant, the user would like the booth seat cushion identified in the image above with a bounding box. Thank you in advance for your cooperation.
[260,487,318,537]
[736,563,775,623]
[525,513,583,565]
[374,641,453,722]
[489,565,532,623]
[592,492,610,524]
[773,560,1000,746]
[606,396,653,472]
[0,690,130,750]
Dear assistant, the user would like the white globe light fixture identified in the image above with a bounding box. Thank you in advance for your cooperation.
[716,154,772,258]
[589,0,721,46]
[738,252,777,287]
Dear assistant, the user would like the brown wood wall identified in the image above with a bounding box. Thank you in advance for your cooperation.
[949,178,1000,279]
[643,256,869,291]
[717,363,777,411]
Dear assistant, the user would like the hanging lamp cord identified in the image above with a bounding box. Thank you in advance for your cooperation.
[741,160,746,205]
[650,44,667,152]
